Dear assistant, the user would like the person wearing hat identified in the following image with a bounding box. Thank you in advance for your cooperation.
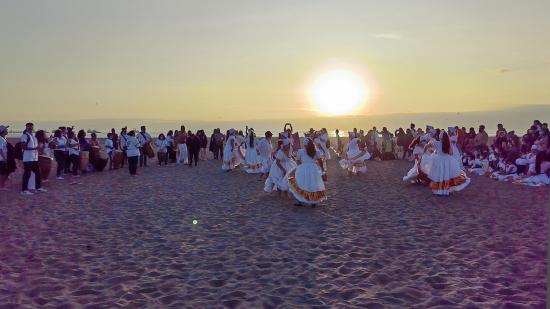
[20,123,47,195]
[0,125,10,190]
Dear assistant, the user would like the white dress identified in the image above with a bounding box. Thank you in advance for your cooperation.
[428,141,470,196]
[234,135,246,165]
[264,150,296,192]
[403,146,425,182]
[284,149,327,204]
[222,136,238,171]
[257,138,273,174]
[450,136,463,169]
[320,133,331,160]
[339,138,371,174]
[244,137,262,173]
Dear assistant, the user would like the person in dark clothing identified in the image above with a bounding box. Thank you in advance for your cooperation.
[197,130,208,160]
[209,129,218,159]
[187,131,200,167]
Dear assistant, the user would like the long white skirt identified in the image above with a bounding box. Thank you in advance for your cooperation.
[264,159,296,192]
[177,144,189,164]
[244,148,262,173]
[403,154,432,183]
[428,153,470,195]
[285,162,327,204]
[451,144,463,169]
[222,145,238,171]
[259,155,272,174]
[514,174,550,187]
[339,150,371,174]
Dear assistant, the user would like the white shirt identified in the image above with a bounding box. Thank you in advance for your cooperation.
[104,139,114,154]
[166,135,174,147]
[258,138,272,158]
[54,136,67,151]
[68,138,80,156]
[119,133,128,149]
[20,132,38,162]
[0,136,7,161]
[155,139,168,153]
[126,136,141,157]
[137,132,151,146]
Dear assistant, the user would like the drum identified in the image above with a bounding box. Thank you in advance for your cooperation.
[79,151,89,172]
[90,146,101,162]
[38,155,53,180]
[113,150,123,169]
[158,152,167,162]
[143,142,155,158]
[93,151,109,171]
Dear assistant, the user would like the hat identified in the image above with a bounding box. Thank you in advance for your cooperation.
[0,125,8,133]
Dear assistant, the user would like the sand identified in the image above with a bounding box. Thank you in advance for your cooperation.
[0,157,547,308]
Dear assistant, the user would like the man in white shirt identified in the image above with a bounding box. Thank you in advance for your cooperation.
[0,125,10,190]
[137,126,152,167]
[119,127,128,168]
[20,123,47,195]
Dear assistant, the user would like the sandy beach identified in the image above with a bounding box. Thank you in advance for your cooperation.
[0,158,547,308]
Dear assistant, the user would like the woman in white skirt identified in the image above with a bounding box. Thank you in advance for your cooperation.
[428,130,470,196]
[339,132,371,175]
[244,129,262,173]
[285,137,327,206]
[257,131,273,180]
[449,129,463,169]
[264,137,296,195]
[403,135,432,183]
[222,129,239,171]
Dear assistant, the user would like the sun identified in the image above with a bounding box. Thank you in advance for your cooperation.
[309,69,367,116]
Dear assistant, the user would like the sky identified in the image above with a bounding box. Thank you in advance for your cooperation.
[1,0,549,122]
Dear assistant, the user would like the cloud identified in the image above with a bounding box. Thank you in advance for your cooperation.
[373,33,402,40]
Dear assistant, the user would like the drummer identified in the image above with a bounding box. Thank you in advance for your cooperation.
[90,132,100,147]
[20,122,46,195]
[52,129,67,179]
[67,131,80,177]
[105,132,115,170]
[137,126,152,167]
[119,127,128,168]
[155,133,169,166]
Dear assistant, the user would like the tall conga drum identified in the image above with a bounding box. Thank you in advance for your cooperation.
[144,142,155,158]
[113,150,123,169]
[38,155,53,180]
[90,146,101,163]
[93,151,109,171]
[80,151,89,172]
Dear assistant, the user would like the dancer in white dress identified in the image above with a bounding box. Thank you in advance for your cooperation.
[264,136,296,194]
[427,131,470,196]
[403,135,431,183]
[222,129,238,171]
[244,129,262,173]
[339,132,371,175]
[234,131,246,166]
[285,137,327,206]
[449,129,463,169]
[257,131,273,180]
[319,128,331,160]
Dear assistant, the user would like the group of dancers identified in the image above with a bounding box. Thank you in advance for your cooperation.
[221,124,329,207]
[402,126,471,196]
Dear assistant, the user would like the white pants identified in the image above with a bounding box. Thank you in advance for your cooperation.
[177,144,188,164]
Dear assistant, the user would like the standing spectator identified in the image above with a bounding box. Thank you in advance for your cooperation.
[209,129,218,159]
[474,125,489,154]
[137,126,152,167]
[119,127,128,168]
[410,123,416,135]
[335,129,343,158]
[187,131,200,167]
[463,127,476,156]
[126,130,140,176]
[198,130,208,160]
[0,125,10,190]
[20,123,46,195]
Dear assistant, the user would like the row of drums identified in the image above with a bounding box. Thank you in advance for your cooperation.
[38,142,170,180]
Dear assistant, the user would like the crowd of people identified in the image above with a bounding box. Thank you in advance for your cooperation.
[0,119,548,200]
